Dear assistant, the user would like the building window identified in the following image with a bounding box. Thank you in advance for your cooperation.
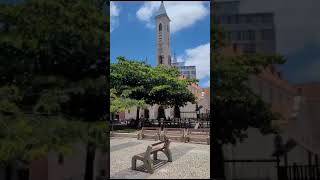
[159,23,162,31]
[261,29,274,40]
[167,25,169,32]
[248,30,255,40]
[227,15,232,24]
[159,56,163,64]
[235,15,239,24]
[168,55,171,65]
[236,31,241,40]
[262,14,272,23]
[246,15,253,23]
[226,32,232,41]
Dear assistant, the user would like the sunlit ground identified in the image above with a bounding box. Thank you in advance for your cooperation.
[110,137,210,179]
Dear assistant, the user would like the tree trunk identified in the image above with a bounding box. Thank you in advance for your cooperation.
[213,141,225,179]
[136,107,140,128]
[85,143,96,180]
[136,107,140,121]
[5,164,12,180]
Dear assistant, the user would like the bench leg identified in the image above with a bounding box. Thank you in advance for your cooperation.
[131,157,137,170]
[185,137,189,143]
[163,149,172,162]
[153,152,158,160]
[160,134,164,141]
[144,159,154,174]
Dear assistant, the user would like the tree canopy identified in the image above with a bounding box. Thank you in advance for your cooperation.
[110,56,196,110]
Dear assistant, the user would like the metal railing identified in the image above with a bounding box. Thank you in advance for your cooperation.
[279,164,320,180]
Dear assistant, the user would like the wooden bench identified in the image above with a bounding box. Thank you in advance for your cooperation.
[185,128,210,144]
[162,128,185,142]
[131,139,172,174]
[137,127,161,141]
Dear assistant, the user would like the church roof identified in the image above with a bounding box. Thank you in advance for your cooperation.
[155,1,170,20]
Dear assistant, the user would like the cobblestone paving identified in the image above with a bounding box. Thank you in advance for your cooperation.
[110,137,210,179]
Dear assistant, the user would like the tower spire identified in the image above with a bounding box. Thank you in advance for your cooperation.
[156,1,169,18]
[145,56,148,64]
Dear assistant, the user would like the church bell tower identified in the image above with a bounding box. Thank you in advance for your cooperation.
[156,1,171,66]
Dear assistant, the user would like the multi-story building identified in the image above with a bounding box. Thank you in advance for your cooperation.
[214,0,293,126]
[214,0,276,54]
[172,60,197,80]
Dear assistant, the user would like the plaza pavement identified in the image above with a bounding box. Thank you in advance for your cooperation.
[110,137,210,179]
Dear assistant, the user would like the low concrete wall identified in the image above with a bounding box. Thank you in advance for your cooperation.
[110,132,138,138]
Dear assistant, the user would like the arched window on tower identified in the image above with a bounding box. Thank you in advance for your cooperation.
[159,23,162,31]
[167,25,169,32]
[159,56,163,64]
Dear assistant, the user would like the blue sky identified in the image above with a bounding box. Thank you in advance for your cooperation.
[110,1,210,87]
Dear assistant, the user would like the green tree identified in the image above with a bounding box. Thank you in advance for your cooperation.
[110,88,145,115]
[212,26,285,178]
[111,56,195,121]
[0,0,108,180]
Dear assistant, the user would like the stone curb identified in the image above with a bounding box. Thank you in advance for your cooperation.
[110,132,138,138]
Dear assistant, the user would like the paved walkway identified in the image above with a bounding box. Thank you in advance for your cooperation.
[110,137,210,179]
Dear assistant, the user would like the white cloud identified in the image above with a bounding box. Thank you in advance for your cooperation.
[136,1,209,33]
[110,2,120,32]
[179,43,210,82]
[204,79,210,87]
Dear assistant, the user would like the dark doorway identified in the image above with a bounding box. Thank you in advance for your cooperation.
[174,106,180,118]
[144,108,150,120]
[157,106,165,120]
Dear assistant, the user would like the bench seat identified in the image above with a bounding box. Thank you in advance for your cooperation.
[162,128,185,142]
[138,127,161,141]
[185,128,210,145]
